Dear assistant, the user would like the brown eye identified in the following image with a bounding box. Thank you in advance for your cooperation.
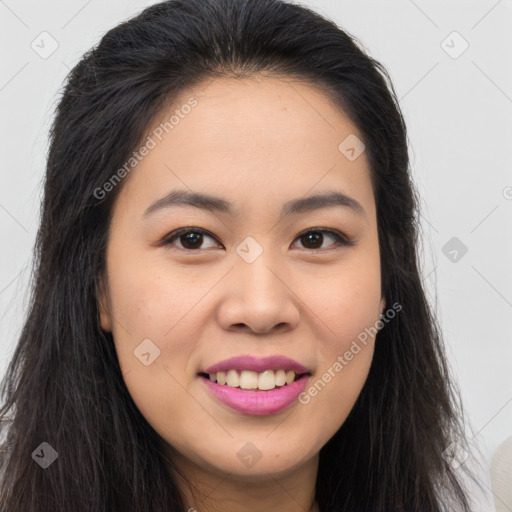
[298,231,326,249]
[162,227,355,252]
[292,229,355,251]
[163,228,220,250]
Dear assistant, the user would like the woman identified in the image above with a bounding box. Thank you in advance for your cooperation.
[0,0,484,510]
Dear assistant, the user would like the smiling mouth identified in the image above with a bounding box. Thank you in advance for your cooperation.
[198,369,310,392]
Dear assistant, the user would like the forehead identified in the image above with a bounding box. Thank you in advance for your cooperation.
[115,75,375,222]
[171,75,361,150]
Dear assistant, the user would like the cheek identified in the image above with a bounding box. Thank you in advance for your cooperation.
[107,256,204,348]
[303,253,381,348]
[298,320,376,438]
[106,259,210,411]
[122,362,202,453]
[297,250,380,415]
[299,355,373,449]
[105,283,190,400]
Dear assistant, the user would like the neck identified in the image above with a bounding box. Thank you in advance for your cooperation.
[166,446,320,512]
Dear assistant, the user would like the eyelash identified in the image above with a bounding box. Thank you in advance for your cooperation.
[161,227,356,252]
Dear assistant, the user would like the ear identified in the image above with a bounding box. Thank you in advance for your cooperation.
[380,297,386,316]
[96,276,112,332]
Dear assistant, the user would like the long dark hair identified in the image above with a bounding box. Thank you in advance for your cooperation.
[0,0,484,510]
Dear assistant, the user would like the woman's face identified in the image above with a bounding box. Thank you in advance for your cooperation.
[98,75,384,481]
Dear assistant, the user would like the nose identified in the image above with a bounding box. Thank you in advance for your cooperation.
[216,252,301,335]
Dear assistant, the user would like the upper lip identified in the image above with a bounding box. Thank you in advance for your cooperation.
[203,355,311,375]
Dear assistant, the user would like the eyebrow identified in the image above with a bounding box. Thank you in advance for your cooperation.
[143,188,366,219]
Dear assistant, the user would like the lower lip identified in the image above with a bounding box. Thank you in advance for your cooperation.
[201,374,310,415]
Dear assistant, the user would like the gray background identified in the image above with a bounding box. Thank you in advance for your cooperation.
[1,1,511,510]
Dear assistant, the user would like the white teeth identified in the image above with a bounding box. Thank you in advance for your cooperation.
[258,370,275,391]
[226,369,239,387]
[207,369,302,390]
[239,370,258,390]
[275,369,286,386]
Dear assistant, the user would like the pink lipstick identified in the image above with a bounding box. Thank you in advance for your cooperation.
[199,355,311,416]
